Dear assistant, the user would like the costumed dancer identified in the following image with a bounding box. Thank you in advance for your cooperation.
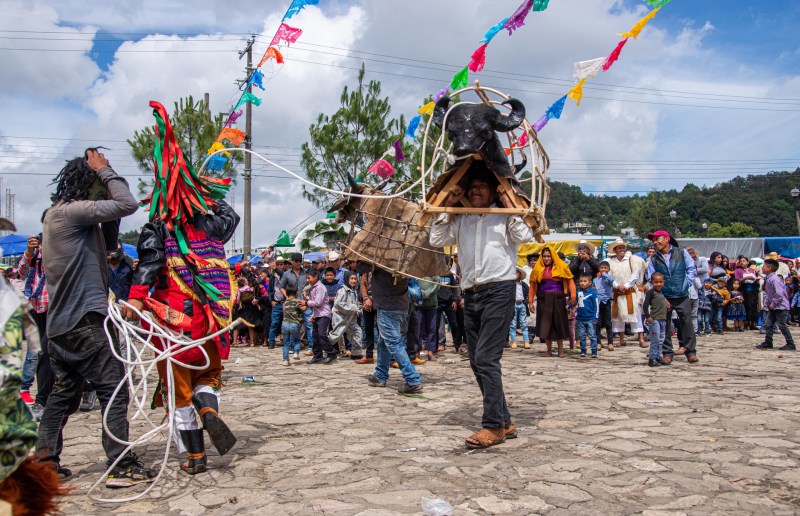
[123,101,240,475]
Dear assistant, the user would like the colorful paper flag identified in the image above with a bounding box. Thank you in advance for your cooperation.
[418,101,435,116]
[468,43,489,73]
[217,128,247,146]
[249,70,265,90]
[566,78,586,106]
[283,0,319,21]
[270,23,303,47]
[545,95,567,120]
[603,38,629,71]
[392,139,406,161]
[234,92,263,110]
[258,46,285,68]
[224,109,243,128]
[406,115,422,139]
[644,0,672,8]
[573,57,605,81]
[433,88,448,102]
[532,0,550,11]
[519,131,529,146]
[368,159,395,179]
[504,0,534,35]
[205,156,228,172]
[533,113,549,132]
[207,141,230,157]
[618,7,660,40]
[450,66,469,90]
[481,18,510,43]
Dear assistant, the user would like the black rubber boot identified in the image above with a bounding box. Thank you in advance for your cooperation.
[179,429,207,475]
[193,392,237,456]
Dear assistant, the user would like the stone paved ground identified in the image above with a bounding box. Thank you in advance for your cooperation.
[55,327,800,515]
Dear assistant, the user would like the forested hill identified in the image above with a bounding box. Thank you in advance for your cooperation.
[528,168,800,238]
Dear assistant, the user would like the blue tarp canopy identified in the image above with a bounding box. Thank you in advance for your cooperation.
[764,237,800,259]
[304,252,325,263]
[0,234,29,257]
[122,243,138,259]
[227,253,244,265]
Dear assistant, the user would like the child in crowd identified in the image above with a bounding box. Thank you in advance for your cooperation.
[575,274,599,358]
[741,269,761,330]
[508,267,530,349]
[234,277,259,347]
[643,272,671,367]
[301,269,336,363]
[710,277,730,335]
[726,279,747,332]
[593,261,615,350]
[321,267,341,306]
[757,259,796,350]
[329,272,364,360]
[281,286,303,365]
[698,279,714,336]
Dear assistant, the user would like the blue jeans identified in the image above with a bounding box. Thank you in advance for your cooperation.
[575,320,597,354]
[375,308,421,386]
[508,303,529,343]
[712,305,724,332]
[268,303,283,344]
[303,308,313,344]
[21,349,38,391]
[698,308,712,334]
[281,322,300,360]
[649,319,666,360]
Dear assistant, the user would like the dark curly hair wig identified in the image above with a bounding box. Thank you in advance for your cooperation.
[50,157,96,204]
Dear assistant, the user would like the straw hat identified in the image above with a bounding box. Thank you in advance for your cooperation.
[573,239,596,256]
[608,238,627,253]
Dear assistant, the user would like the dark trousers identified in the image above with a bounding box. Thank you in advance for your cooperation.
[455,305,466,347]
[36,312,132,466]
[404,304,420,359]
[311,316,334,358]
[416,307,438,352]
[437,304,463,348]
[32,310,53,406]
[598,300,613,345]
[363,308,376,358]
[764,309,795,347]
[662,296,697,357]
[463,281,515,429]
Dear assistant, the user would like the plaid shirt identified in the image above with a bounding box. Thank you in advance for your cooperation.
[17,253,48,314]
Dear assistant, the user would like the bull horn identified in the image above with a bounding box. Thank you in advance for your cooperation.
[375,178,391,191]
[431,95,452,128]
[346,173,359,189]
[493,98,525,132]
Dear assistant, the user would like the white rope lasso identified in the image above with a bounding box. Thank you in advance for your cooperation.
[87,299,240,503]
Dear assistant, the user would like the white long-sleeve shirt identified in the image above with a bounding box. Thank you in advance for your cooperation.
[429,211,532,289]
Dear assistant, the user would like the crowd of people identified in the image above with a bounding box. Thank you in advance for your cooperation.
[1,148,798,496]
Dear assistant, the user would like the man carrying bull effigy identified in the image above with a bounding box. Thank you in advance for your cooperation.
[123,101,240,475]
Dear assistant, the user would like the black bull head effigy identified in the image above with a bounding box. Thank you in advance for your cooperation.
[432,95,527,177]
[330,176,448,278]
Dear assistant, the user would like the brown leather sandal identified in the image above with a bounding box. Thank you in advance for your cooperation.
[465,427,506,449]
[504,423,518,439]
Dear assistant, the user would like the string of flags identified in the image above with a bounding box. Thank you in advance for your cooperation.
[204,0,319,172]
[370,0,551,179]
[533,0,672,132]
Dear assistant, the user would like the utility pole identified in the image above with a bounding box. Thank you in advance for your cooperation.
[238,35,255,259]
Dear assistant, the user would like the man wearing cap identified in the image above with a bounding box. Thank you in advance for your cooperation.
[430,163,533,449]
[328,251,347,285]
[569,240,599,279]
[280,252,313,348]
[607,238,647,349]
[648,230,698,363]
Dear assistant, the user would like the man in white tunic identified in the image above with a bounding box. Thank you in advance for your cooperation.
[607,239,647,348]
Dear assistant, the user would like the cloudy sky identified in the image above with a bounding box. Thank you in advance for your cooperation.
[1,0,798,250]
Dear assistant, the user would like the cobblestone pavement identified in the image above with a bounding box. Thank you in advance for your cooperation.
[55,327,800,515]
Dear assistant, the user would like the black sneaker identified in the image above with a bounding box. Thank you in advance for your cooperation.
[397,383,423,394]
[591,352,598,358]
[308,356,325,364]
[366,374,386,387]
[580,352,587,358]
[106,458,156,488]
[648,359,661,367]
[778,344,796,351]
[79,391,97,412]
[657,357,672,366]
[756,342,773,349]
[322,354,338,364]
